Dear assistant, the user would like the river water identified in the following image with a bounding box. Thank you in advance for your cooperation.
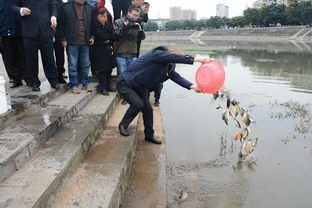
[143,40,312,208]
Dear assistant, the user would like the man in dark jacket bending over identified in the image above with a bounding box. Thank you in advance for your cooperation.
[116,44,210,144]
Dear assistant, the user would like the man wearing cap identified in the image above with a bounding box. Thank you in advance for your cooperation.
[116,44,210,144]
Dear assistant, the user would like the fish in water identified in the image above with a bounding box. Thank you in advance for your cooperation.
[213,91,219,100]
[235,118,242,128]
[242,112,254,126]
[222,109,230,125]
[212,91,224,100]
[226,96,231,108]
[244,137,258,154]
[179,189,188,201]
[229,105,239,117]
[234,132,243,141]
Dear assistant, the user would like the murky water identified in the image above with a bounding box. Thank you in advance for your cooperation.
[143,42,312,208]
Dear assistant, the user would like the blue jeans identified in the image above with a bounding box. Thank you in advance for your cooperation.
[66,45,90,88]
[116,56,137,74]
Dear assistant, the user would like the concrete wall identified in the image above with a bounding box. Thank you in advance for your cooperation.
[146,26,312,43]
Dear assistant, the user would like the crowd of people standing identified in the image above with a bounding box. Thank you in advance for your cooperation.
[0,0,152,96]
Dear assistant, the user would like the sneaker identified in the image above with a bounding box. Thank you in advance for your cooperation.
[155,100,160,106]
[101,90,109,96]
[71,88,81,94]
[82,85,94,92]
[122,99,127,105]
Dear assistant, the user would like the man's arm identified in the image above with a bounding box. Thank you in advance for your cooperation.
[168,64,193,89]
[153,50,194,64]
[49,0,58,28]
[12,0,30,16]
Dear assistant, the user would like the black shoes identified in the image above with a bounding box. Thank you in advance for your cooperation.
[122,100,127,105]
[58,78,67,84]
[101,90,109,96]
[107,88,116,92]
[155,100,160,106]
[145,137,162,144]
[118,124,130,136]
[51,83,60,89]
[32,86,40,91]
[10,81,22,88]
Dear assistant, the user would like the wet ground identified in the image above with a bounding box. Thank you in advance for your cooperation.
[142,42,312,207]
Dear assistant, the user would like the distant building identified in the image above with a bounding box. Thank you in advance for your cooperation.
[181,9,197,20]
[216,4,229,18]
[170,7,181,21]
[149,18,170,30]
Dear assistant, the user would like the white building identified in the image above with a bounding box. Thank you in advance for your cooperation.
[149,18,170,30]
[170,7,182,21]
[216,4,229,18]
[181,9,197,20]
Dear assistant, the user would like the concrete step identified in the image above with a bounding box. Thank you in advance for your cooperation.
[0,81,68,131]
[0,83,97,184]
[121,105,167,208]
[0,93,120,208]
[49,104,140,208]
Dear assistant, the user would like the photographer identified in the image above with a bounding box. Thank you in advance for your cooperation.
[114,5,145,75]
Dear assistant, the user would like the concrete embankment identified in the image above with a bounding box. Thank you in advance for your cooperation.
[146,26,312,43]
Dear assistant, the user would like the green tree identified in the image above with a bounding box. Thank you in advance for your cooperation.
[286,1,302,25]
[229,16,246,27]
[165,21,182,30]
[244,8,262,26]
[301,1,312,24]
[261,4,286,26]
[143,21,158,31]
[181,20,194,30]
[206,16,223,28]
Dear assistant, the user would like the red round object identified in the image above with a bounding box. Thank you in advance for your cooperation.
[195,61,225,94]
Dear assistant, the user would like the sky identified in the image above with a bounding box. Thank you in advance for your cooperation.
[105,0,256,20]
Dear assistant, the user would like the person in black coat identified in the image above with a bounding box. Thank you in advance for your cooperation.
[12,0,60,91]
[0,0,24,88]
[116,44,211,144]
[92,8,116,95]
[111,0,130,20]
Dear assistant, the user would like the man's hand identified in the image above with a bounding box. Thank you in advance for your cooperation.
[50,17,57,29]
[90,38,94,45]
[134,23,142,31]
[194,57,211,64]
[21,7,31,16]
[61,41,67,48]
[123,21,129,26]
[190,84,201,93]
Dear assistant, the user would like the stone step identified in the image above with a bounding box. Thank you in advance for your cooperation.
[0,93,120,208]
[0,81,68,131]
[49,104,140,208]
[0,83,97,184]
[121,105,167,208]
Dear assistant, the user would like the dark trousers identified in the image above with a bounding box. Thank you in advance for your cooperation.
[117,75,154,138]
[148,83,163,101]
[23,32,58,87]
[98,69,112,91]
[136,38,141,58]
[53,40,65,78]
[0,36,25,81]
[112,1,130,20]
